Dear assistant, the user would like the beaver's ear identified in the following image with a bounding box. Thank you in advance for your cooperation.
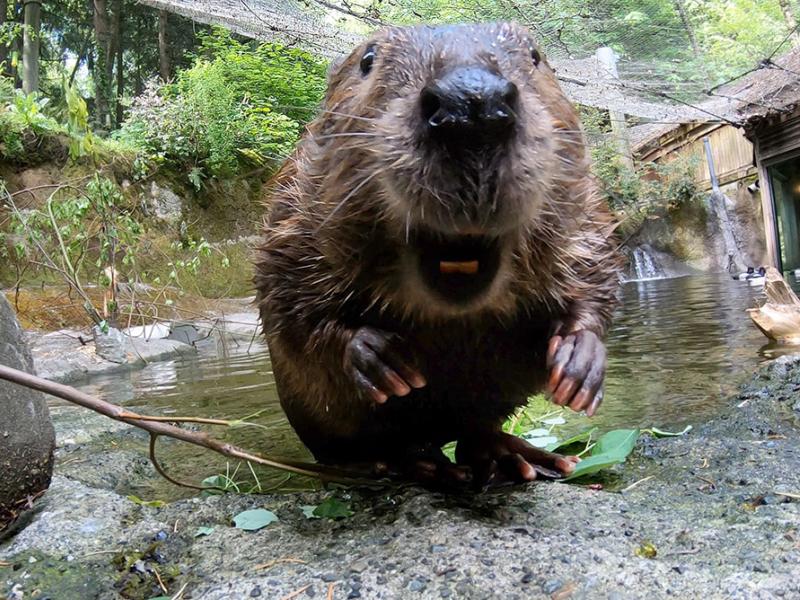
[324,50,360,102]
[327,55,346,83]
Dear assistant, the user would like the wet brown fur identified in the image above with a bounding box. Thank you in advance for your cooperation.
[254,23,624,463]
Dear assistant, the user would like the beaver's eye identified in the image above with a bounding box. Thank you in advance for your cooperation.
[531,48,541,67]
[360,45,377,76]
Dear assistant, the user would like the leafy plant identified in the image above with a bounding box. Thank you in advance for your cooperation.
[115,32,326,182]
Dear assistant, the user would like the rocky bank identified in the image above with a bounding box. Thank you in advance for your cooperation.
[1,354,800,599]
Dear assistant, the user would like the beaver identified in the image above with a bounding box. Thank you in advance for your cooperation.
[255,22,623,485]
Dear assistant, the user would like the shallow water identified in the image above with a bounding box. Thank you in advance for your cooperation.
[68,273,800,497]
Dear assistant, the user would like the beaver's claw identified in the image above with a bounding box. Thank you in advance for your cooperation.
[344,326,426,404]
[546,329,606,416]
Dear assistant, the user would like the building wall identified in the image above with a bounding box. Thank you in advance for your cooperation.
[637,123,756,191]
[633,122,767,272]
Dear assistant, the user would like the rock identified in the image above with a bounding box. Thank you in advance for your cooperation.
[0,295,55,528]
[122,322,171,341]
[167,322,202,345]
[5,165,61,209]
[149,181,183,225]
[92,325,127,364]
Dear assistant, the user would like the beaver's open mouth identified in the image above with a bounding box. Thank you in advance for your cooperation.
[413,227,502,304]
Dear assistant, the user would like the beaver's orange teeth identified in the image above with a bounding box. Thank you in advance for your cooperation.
[439,260,479,275]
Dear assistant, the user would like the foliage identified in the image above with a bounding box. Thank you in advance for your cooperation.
[1,174,230,327]
[581,106,702,231]
[0,90,63,159]
[116,30,326,183]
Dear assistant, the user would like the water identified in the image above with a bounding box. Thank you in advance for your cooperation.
[707,190,746,272]
[66,274,798,497]
[629,245,667,281]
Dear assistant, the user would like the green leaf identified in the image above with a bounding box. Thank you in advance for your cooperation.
[194,526,215,537]
[311,497,353,520]
[527,435,559,448]
[546,427,598,452]
[126,495,166,508]
[563,429,639,481]
[233,508,278,531]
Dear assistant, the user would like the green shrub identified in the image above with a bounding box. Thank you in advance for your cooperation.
[0,79,99,162]
[116,31,327,185]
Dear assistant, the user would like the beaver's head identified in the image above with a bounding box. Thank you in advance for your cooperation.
[317,22,586,315]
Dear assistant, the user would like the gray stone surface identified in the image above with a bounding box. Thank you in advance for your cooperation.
[149,181,183,225]
[0,295,55,525]
[28,329,198,383]
[2,355,800,598]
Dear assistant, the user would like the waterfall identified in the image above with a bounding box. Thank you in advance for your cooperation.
[707,190,746,273]
[628,245,667,281]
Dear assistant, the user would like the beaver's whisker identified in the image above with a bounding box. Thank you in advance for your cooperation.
[311,132,383,141]
[320,109,377,122]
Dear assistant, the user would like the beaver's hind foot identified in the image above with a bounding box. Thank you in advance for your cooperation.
[368,442,470,487]
[456,430,578,488]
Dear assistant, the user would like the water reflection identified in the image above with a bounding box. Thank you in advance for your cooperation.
[595,274,777,432]
[70,273,799,496]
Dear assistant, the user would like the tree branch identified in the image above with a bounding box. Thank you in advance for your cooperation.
[0,363,381,488]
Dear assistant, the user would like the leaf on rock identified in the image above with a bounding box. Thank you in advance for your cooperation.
[312,497,354,519]
[233,508,278,531]
[194,526,215,537]
[646,425,692,438]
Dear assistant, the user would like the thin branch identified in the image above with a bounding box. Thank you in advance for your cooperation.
[0,363,383,487]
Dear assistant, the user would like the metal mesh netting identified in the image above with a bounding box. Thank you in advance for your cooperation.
[137,0,800,131]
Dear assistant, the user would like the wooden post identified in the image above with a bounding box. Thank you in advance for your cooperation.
[755,138,781,269]
[21,0,40,94]
[596,46,634,171]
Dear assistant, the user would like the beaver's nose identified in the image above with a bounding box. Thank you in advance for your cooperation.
[420,67,518,143]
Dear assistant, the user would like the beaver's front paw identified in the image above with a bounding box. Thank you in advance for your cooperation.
[546,329,606,416]
[344,327,426,404]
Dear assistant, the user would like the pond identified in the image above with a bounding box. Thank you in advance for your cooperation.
[65,273,799,498]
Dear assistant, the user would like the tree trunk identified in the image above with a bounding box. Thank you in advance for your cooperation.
[673,0,702,59]
[778,0,800,47]
[68,38,89,86]
[0,0,9,77]
[21,0,40,94]
[13,1,21,88]
[93,0,114,128]
[158,9,170,81]
[114,0,123,126]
